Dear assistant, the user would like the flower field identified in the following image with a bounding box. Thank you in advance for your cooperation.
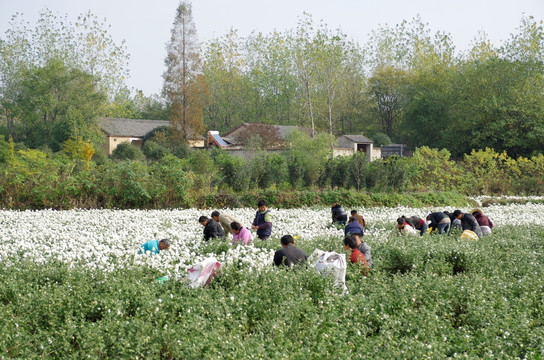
[1,203,544,358]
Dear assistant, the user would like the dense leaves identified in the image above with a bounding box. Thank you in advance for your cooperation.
[0,224,543,358]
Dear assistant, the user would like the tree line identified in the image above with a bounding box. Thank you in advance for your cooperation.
[1,128,543,210]
[1,4,543,158]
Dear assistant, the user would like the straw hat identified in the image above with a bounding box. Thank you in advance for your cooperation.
[471,208,484,216]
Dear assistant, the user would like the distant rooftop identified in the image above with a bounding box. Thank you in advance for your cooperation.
[222,123,310,146]
[339,134,374,144]
[99,117,203,139]
[99,118,169,137]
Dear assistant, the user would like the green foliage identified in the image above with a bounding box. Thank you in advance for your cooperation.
[462,148,520,195]
[148,154,193,207]
[0,136,10,163]
[1,225,544,358]
[370,132,392,148]
[514,154,544,195]
[142,140,171,162]
[411,146,461,191]
[285,130,334,188]
[247,152,288,189]
[98,161,151,208]
[14,59,106,151]
[111,143,146,162]
[369,156,417,192]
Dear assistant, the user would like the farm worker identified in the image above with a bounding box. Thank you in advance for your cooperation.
[331,202,348,226]
[251,200,272,240]
[350,209,366,228]
[444,211,462,229]
[198,216,225,241]
[211,210,241,236]
[471,209,493,236]
[345,216,364,237]
[426,212,451,235]
[139,239,170,255]
[351,233,373,268]
[231,222,253,245]
[400,215,428,236]
[343,235,370,275]
[273,235,307,267]
[452,210,483,238]
[396,218,418,236]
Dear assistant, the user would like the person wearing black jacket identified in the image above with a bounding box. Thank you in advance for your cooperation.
[426,212,451,235]
[198,216,225,241]
[452,210,483,238]
[273,235,307,267]
[331,203,348,226]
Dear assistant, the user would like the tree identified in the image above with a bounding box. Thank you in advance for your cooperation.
[315,31,352,135]
[162,2,205,143]
[245,31,298,125]
[74,11,130,97]
[502,15,544,63]
[367,66,409,137]
[15,58,106,151]
[291,13,320,137]
[0,9,129,99]
[63,136,95,169]
[202,29,250,133]
[1,9,129,141]
[284,130,334,187]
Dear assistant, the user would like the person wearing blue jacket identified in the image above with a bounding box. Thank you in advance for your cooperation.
[345,217,364,236]
[139,239,170,255]
[252,200,273,240]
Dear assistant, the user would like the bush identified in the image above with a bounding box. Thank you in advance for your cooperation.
[411,146,462,191]
[370,132,392,148]
[142,140,171,161]
[111,143,146,161]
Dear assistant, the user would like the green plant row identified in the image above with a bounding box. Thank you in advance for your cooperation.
[198,189,470,209]
[1,225,543,358]
[2,140,543,209]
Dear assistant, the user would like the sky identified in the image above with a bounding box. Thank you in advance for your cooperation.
[1,0,543,96]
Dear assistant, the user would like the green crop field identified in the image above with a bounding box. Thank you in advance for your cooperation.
[1,222,543,359]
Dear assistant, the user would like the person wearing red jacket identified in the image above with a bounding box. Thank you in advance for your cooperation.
[343,235,370,276]
[471,209,494,236]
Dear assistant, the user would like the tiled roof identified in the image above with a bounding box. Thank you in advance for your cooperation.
[222,123,310,146]
[341,135,374,144]
[99,118,204,139]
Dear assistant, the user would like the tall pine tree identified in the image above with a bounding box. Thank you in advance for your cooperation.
[162,1,204,143]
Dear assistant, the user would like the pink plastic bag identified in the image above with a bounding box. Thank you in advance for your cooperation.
[187,257,221,288]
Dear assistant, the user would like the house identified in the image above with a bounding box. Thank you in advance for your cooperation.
[222,123,309,147]
[381,144,410,158]
[99,117,205,155]
[334,135,380,161]
[218,123,310,159]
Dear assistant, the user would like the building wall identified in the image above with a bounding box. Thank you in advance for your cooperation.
[333,143,377,162]
[332,148,354,157]
[188,139,205,148]
[371,147,381,161]
[103,136,136,155]
[103,136,205,155]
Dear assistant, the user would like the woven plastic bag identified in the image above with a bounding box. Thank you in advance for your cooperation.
[460,230,478,240]
[187,257,221,288]
[310,249,348,293]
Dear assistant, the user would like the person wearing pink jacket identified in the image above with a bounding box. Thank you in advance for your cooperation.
[231,222,253,245]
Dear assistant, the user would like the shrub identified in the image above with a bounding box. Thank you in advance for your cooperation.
[462,148,519,195]
[111,143,146,161]
[410,146,462,191]
[142,140,171,161]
